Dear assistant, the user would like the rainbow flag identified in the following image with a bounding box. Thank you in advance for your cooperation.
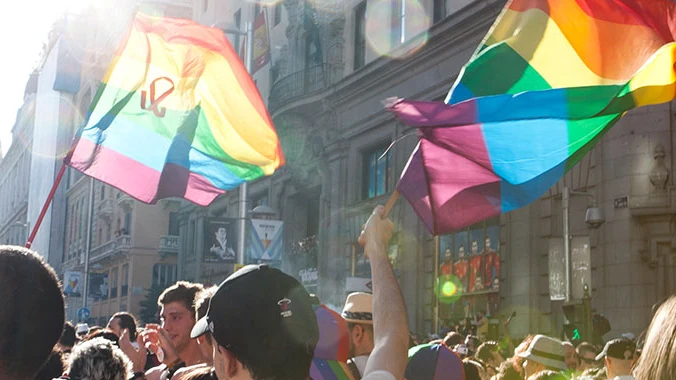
[67,13,284,206]
[391,0,676,234]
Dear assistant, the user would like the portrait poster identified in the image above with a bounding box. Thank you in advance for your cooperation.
[204,218,237,263]
[64,271,82,297]
[483,225,500,291]
[453,230,468,293]
[468,227,485,293]
[439,234,453,276]
[89,272,109,301]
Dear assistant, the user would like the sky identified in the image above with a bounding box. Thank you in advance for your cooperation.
[0,0,86,156]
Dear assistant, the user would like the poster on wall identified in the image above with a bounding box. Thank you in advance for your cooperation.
[468,228,485,292]
[483,226,500,291]
[204,218,237,263]
[440,235,453,276]
[89,272,109,301]
[453,230,469,294]
[548,238,565,301]
[571,236,591,300]
[63,271,82,297]
[249,219,283,263]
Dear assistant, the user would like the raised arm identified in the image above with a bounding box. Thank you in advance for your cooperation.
[359,205,410,379]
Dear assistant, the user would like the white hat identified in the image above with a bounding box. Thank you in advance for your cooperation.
[517,335,567,371]
[341,292,373,324]
[76,323,89,335]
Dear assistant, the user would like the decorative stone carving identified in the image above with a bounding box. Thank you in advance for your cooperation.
[650,144,670,192]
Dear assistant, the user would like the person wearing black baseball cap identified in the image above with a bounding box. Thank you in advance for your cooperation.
[596,338,636,380]
[191,205,409,380]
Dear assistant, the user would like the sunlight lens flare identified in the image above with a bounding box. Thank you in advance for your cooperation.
[365,0,430,60]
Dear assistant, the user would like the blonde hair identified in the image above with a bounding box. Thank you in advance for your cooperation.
[634,295,676,380]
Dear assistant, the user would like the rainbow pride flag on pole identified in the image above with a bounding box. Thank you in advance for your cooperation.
[67,13,284,206]
[391,0,676,234]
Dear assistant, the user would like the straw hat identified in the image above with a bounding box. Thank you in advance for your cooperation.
[341,292,373,324]
[517,334,567,371]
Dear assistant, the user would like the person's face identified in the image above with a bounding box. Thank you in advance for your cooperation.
[458,246,465,257]
[160,301,196,353]
[107,317,122,337]
[216,227,227,241]
[564,344,578,370]
[578,351,598,371]
[485,238,491,249]
[472,241,478,254]
[445,248,452,260]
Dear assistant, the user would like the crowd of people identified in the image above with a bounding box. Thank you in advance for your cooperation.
[1,205,675,380]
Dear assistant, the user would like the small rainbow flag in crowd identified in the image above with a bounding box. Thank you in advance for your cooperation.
[391,0,676,234]
[67,12,284,206]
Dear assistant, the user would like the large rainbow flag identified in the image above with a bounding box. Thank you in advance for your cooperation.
[391,0,676,234]
[67,12,284,206]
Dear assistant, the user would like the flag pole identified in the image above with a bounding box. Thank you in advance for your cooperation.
[26,162,68,249]
[383,189,399,218]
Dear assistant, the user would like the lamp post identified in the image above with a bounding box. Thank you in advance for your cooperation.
[562,186,605,302]
[212,20,254,265]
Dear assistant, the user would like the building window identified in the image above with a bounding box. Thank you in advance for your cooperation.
[433,0,446,23]
[100,184,105,200]
[153,264,177,287]
[392,0,406,46]
[234,9,242,53]
[252,194,269,208]
[110,267,118,299]
[168,212,180,236]
[187,220,196,257]
[123,212,131,235]
[363,145,393,199]
[254,4,261,16]
[274,2,282,26]
[354,1,366,69]
[121,264,129,297]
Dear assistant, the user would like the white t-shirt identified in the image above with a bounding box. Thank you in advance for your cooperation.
[353,355,369,376]
[362,370,397,380]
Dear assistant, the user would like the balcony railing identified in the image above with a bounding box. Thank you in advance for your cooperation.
[96,199,114,219]
[268,64,341,114]
[159,235,180,253]
[90,235,131,263]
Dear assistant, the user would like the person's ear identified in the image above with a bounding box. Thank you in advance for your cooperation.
[219,346,241,378]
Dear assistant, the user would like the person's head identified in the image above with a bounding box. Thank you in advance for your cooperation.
[76,323,90,339]
[406,343,465,380]
[485,237,491,249]
[85,328,120,346]
[463,359,485,380]
[494,359,523,380]
[465,334,481,355]
[575,342,599,372]
[526,369,567,380]
[596,338,635,379]
[67,337,131,380]
[444,248,452,260]
[58,322,78,352]
[34,350,65,380]
[342,292,374,357]
[194,285,218,364]
[635,295,676,380]
[561,341,578,371]
[216,227,227,241]
[444,331,465,348]
[476,341,503,367]
[517,335,567,378]
[0,245,65,380]
[158,281,204,353]
[107,312,138,341]
[190,264,319,380]
[471,240,479,254]
[458,245,465,257]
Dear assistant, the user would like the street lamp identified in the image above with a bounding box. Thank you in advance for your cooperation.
[562,186,605,302]
[212,20,254,266]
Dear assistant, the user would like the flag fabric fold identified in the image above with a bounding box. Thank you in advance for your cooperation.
[67,12,284,206]
[392,0,676,235]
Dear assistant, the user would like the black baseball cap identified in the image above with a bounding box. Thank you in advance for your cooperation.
[595,338,636,361]
[191,264,319,359]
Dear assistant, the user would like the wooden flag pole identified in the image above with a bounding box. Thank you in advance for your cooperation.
[26,162,68,249]
[383,189,400,218]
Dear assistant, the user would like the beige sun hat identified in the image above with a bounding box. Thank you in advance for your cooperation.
[341,292,373,324]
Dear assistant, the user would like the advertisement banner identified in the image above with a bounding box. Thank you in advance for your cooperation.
[204,218,238,263]
[64,271,82,297]
[89,272,109,301]
[249,219,283,262]
[548,238,565,301]
[252,10,270,74]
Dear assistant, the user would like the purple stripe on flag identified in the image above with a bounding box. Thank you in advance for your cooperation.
[69,138,223,206]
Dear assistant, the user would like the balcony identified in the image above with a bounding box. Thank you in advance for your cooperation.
[90,235,131,263]
[268,64,341,115]
[159,235,180,254]
[96,199,114,220]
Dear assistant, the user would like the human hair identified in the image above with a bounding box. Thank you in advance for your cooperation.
[158,281,204,313]
[34,349,65,380]
[85,328,120,346]
[493,359,523,380]
[476,341,499,363]
[194,286,218,320]
[527,370,567,380]
[635,295,676,380]
[576,342,598,357]
[181,365,217,380]
[68,337,132,380]
[111,312,138,341]
[463,359,483,380]
[60,322,78,349]
[444,331,465,347]
[0,245,65,379]
[512,335,535,371]
[347,322,374,334]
